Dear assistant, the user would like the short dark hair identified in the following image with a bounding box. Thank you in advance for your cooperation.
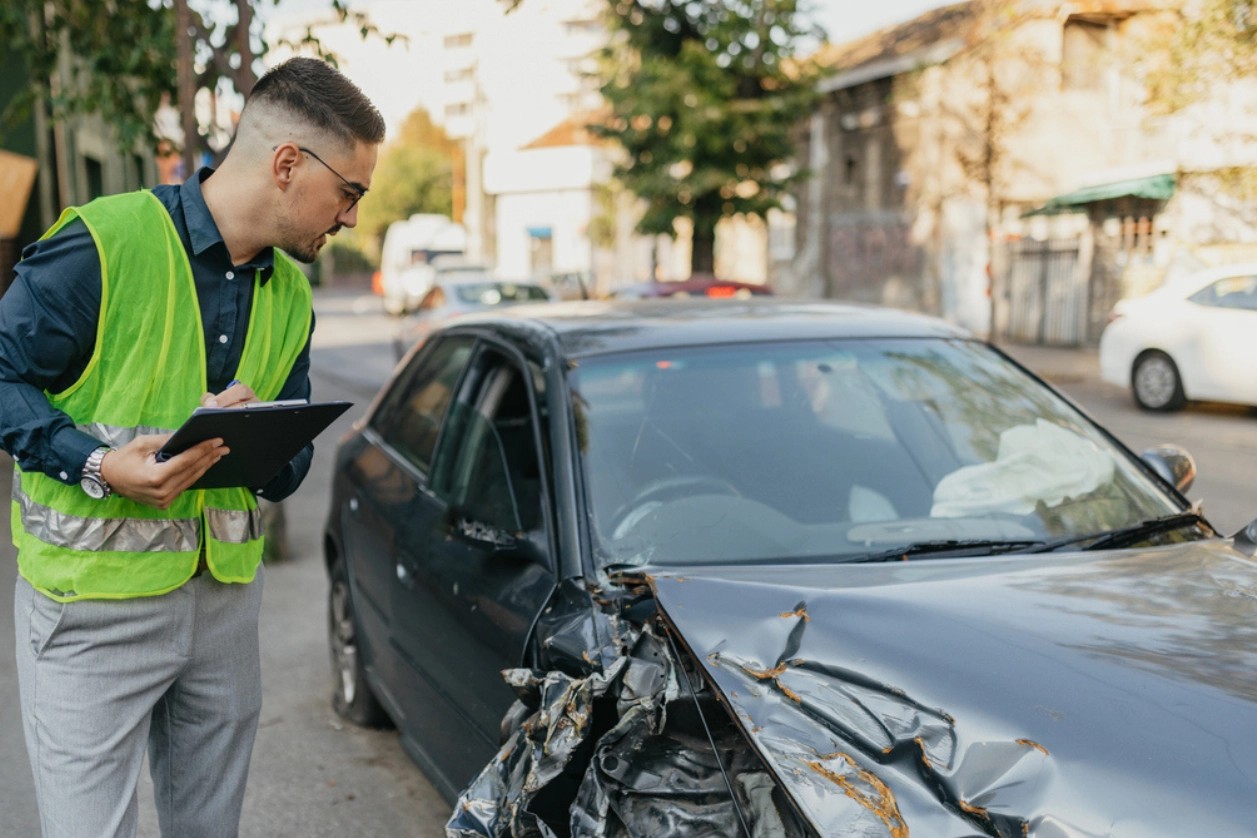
[246,57,385,146]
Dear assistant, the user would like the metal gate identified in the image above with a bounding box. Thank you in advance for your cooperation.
[1005,238,1086,345]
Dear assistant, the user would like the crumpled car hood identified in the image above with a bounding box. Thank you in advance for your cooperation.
[650,540,1257,837]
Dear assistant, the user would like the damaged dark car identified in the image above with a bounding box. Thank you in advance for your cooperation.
[324,299,1257,837]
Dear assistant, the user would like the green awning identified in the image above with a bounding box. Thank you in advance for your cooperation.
[1023,173,1176,216]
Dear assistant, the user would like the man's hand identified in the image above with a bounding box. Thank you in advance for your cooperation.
[100,434,227,509]
[201,380,258,409]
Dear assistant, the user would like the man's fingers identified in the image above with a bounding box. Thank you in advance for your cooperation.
[165,438,227,472]
[104,436,227,508]
[203,381,258,409]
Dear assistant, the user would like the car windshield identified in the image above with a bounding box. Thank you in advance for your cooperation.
[569,337,1190,568]
[451,282,549,306]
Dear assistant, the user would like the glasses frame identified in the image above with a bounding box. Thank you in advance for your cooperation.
[296,145,368,212]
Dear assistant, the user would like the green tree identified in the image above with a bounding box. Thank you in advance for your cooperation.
[0,0,176,149]
[594,0,823,275]
[1144,0,1256,113]
[0,0,396,165]
[355,107,461,246]
[1141,0,1257,201]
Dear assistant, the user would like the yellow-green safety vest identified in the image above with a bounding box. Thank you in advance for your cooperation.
[11,190,312,602]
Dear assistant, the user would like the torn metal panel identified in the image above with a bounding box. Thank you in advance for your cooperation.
[649,551,1257,836]
[447,658,630,838]
[447,621,812,837]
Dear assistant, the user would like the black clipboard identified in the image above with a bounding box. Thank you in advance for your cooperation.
[157,400,353,490]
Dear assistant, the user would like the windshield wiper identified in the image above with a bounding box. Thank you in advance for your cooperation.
[850,538,1046,564]
[1026,512,1211,554]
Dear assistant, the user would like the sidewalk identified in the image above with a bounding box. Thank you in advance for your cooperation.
[997,340,1100,385]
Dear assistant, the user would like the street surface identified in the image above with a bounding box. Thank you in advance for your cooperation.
[2,289,1256,837]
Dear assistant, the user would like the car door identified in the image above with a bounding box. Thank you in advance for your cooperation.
[1185,274,1257,403]
[338,335,476,703]
[387,339,559,796]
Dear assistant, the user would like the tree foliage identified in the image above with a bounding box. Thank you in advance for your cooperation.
[0,0,176,148]
[0,0,396,154]
[594,0,823,274]
[1144,0,1257,114]
[355,107,462,245]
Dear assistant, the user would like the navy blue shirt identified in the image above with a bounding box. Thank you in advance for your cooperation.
[0,168,314,501]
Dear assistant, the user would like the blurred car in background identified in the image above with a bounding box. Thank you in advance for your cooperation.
[543,270,594,301]
[607,273,773,299]
[376,214,467,315]
[392,276,553,359]
[1099,263,1257,411]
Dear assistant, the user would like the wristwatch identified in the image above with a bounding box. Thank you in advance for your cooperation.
[80,446,113,500]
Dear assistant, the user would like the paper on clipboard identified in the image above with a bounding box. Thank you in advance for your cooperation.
[157,400,352,489]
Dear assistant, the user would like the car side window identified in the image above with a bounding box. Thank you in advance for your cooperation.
[431,350,548,547]
[374,336,475,474]
[1190,275,1257,310]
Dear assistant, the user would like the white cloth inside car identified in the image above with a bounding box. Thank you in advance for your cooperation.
[930,419,1115,517]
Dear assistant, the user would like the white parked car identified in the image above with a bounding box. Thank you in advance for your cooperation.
[1099,263,1257,411]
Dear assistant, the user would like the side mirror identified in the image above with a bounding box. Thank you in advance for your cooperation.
[1140,444,1196,495]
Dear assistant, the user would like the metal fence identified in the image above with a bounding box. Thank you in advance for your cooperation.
[1004,238,1086,345]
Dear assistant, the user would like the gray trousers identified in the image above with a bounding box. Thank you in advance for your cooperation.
[14,568,264,838]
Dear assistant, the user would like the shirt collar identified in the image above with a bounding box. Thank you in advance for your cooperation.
[180,167,275,283]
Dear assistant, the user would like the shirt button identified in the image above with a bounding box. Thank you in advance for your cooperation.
[219,334,228,344]
[226,270,235,280]
[59,470,69,480]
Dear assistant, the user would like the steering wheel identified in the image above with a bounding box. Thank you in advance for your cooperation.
[610,475,741,538]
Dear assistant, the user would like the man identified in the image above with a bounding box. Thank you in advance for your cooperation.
[0,57,384,837]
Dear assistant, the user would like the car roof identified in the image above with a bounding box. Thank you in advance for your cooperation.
[439,298,971,358]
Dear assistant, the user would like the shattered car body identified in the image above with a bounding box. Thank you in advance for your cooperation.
[323,299,1257,836]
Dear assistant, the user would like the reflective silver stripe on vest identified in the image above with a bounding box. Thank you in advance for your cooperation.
[14,481,199,553]
[79,422,175,449]
[206,507,263,544]
[15,470,260,551]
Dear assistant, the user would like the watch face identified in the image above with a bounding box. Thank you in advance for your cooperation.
[81,477,106,499]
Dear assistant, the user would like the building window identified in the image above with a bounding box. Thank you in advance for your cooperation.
[444,32,473,49]
[444,67,475,84]
[84,156,104,200]
[1061,18,1108,91]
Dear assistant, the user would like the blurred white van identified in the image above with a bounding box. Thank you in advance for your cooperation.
[376,214,466,315]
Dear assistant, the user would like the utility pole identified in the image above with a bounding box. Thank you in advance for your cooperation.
[175,0,198,181]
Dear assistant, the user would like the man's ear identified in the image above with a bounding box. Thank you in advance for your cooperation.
[272,143,300,191]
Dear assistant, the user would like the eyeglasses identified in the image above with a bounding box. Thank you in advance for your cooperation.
[297,146,368,212]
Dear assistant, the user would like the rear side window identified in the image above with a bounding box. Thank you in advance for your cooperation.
[1189,275,1257,310]
[373,336,474,474]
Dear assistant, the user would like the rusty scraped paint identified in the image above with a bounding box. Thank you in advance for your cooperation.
[806,754,909,838]
[735,659,805,703]
[778,605,810,622]
[914,736,931,768]
[1017,738,1050,756]
[740,661,790,680]
[958,798,989,818]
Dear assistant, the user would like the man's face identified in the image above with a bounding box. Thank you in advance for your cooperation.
[278,141,378,263]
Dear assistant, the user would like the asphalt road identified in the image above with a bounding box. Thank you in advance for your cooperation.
[3,291,1257,838]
